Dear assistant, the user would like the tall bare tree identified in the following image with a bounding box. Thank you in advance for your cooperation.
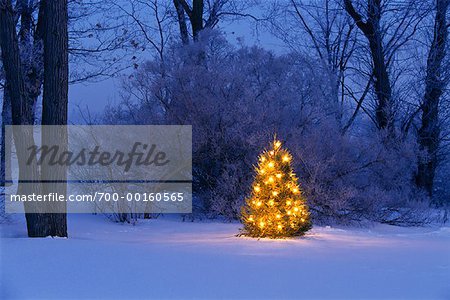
[40,0,69,236]
[416,0,450,196]
[344,0,394,131]
[0,0,44,236]
[0,0,68,236]
[270,0,367,130]
[1,0,44,192]
[343,0,426,134]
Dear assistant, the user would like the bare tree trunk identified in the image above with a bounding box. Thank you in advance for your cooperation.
[344,0,394,131]
[1,86,12,187]
[1,85,12,220]
[177,0,204,42]
[191,0,204,41]
[23,0,45,124]
[1,0,44,196]
[41,0,69,237]
[0,0,46,237]
[416,0,449,196]
[173,0,189,45]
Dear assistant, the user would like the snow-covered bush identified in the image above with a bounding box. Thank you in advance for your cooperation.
[105,30,435,225]
[289,122,430,225]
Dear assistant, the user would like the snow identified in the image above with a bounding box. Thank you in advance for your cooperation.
[1,215,449,299]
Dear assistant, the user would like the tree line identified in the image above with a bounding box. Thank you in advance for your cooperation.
[1,0,449,236]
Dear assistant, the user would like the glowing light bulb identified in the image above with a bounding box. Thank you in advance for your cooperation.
[287,211,292,215]
[248,216,254,221]
[276,214,281,219]
[256,201,262,207]
[259,221,265,228]
[254,186,261,192]
[301,218,305,222]
[282,155,290,162]
[260,156,266,162]
[274,140,281,149]
[277,224,283,230]
[260,168,266,174]
[292,187,299,194]
[276,173,282,179]
[269,150,274,156]
[268,176,274,183]
[269,200,274,206]
[294,207,299,212]
[286,200,292,206]
[272,191,278,196]
[268,161,274,168]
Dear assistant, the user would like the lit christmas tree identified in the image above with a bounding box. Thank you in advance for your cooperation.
[241,138,312,238]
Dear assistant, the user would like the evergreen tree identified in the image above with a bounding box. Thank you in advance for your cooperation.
[241,138,312,238]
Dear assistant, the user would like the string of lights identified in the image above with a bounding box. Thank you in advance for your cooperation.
[241,138,312,238]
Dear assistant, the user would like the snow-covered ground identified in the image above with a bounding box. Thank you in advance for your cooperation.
[1,215,449,299]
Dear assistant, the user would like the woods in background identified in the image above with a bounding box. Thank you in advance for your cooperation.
[1,0,449,229]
